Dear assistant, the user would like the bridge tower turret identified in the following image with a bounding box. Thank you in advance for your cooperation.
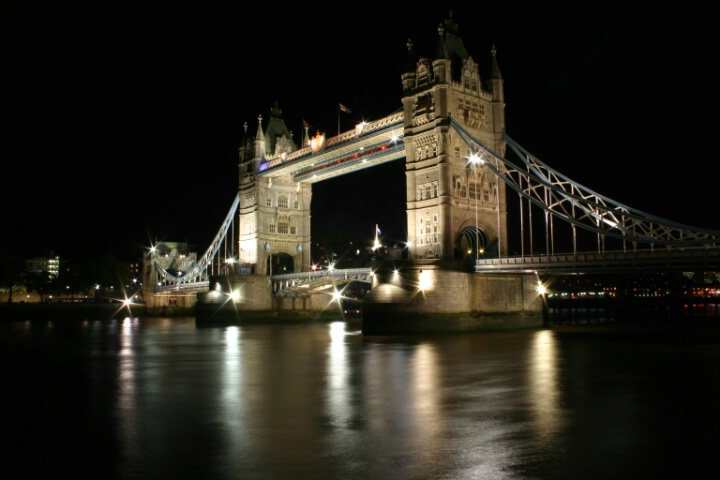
[402,13,508,265]
[237,104,312,275]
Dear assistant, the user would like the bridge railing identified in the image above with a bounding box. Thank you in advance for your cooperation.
[272,268,372,295]
[475,247,720,273]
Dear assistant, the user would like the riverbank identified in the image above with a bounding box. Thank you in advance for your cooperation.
[0,302,148,321]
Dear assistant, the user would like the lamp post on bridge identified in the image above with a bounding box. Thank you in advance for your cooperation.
[264,241,272,276]
[469,153,485,265]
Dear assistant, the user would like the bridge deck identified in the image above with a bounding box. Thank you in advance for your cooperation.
[474,248,720,274]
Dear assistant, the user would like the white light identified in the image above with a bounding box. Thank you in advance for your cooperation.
[419,270,431,291]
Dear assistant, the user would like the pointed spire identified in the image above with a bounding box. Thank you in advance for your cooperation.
[405,38,415,74]
[489,46,504,103]
[254,114,265,159]
[490,45,503,80]
[436,22,449,60]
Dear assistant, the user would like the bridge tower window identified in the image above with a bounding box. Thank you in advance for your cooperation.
[483,183,493,202]
[469,182,480,200]
[293,199,299,209]
[278,222,289,235]
[459,184,467,198]
[278,195,288,209]
[266,197,272,207]
[269,224,276,234]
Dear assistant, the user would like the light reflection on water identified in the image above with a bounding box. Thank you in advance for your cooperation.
[1,314,718,479]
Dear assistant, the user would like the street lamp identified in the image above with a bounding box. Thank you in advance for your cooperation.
[468,152,485,263]
[264,241,273,276]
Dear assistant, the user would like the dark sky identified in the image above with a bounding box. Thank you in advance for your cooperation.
[3,3,718,262]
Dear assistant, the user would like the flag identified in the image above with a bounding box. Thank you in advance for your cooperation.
[376,225,381,236]
[339,103,352,114]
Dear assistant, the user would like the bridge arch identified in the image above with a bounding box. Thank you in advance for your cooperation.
[265,250,296,276]
[456,220,495,260]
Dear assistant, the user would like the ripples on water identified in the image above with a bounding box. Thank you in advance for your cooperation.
[0,309,718,479]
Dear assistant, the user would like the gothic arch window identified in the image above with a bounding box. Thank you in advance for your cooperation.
[469,181,480,200]
[483,182,492,202]
[278,195,288,209]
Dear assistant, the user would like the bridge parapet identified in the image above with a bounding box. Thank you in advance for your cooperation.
[475,247,720,274]
[271,268,372,297]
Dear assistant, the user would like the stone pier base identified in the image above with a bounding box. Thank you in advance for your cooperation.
[362,260,544,334]
[194,274,345,324]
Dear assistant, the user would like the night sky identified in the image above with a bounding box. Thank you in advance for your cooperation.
[3,3,718,263]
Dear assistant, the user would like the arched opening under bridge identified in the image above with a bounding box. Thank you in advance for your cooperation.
[457,226,498,261]
[267,252,295,276]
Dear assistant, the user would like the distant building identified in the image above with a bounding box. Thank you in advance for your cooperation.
[26,254,60,279]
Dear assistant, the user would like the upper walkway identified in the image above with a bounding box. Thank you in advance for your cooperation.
[257,112,404,183]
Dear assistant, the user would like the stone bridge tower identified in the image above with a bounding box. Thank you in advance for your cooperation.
[237,104,312,275]
[402,14,507,264]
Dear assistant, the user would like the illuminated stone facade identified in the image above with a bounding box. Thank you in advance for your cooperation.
[402,15,508,261]
[237,105,312,275]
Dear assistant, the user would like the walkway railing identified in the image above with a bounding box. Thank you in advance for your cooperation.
[474,247,720,273]
[272,268,372,296]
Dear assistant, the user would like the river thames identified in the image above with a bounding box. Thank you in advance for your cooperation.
[1,306,718,479]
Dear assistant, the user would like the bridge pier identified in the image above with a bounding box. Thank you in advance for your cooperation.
[362,260,544,334]
[195,274,344,323]
[144,288,199,316]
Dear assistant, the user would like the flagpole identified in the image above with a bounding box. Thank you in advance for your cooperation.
[337,104,340,137]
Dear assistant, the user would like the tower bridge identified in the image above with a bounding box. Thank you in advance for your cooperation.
[142,14,720,331]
